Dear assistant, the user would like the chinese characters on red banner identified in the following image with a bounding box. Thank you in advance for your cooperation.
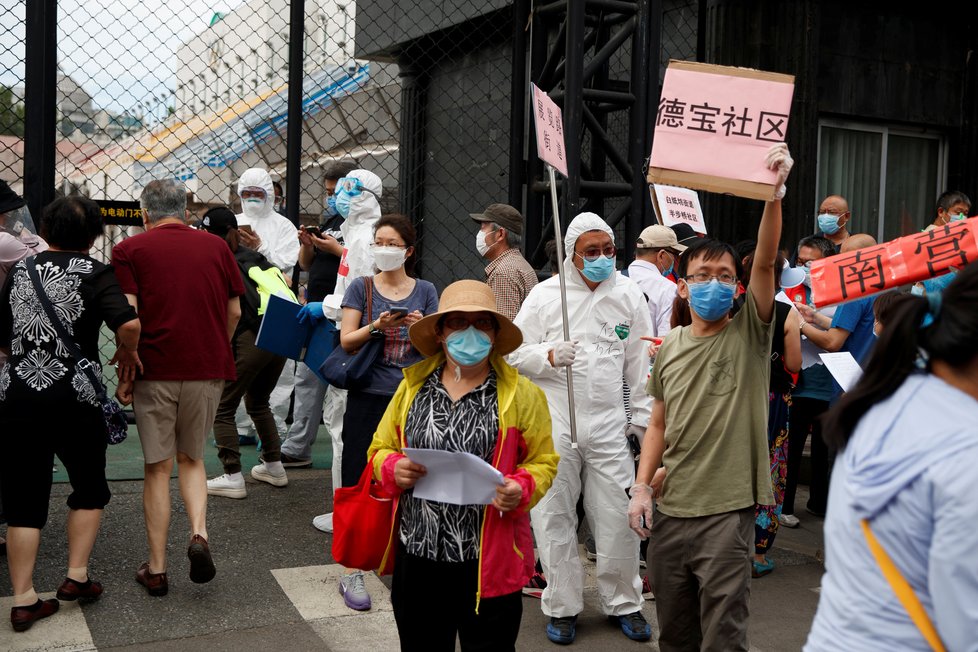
[810,219,978,307]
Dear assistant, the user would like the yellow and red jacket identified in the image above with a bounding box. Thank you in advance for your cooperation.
[367,350,558,608]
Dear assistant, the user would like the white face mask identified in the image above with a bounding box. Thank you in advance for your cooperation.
[242,197,265,219]
[475,229,496,257]
[373,246,407,272]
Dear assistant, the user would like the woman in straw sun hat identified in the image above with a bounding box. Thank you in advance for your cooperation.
[367,279,559,651]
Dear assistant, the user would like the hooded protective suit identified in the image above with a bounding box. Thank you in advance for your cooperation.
[323,168,382,318]
[235,168,299,276]
[805,374,978,652]
[508,212,653,618]
[320,169,382,494]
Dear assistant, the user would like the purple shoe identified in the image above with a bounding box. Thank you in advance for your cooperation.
[339,570,371,611]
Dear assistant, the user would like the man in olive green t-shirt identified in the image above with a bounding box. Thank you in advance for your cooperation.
[627,143,792,652]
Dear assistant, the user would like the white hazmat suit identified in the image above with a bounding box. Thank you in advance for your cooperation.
[235,167,300,276]
[321,168,382,489]
[509,212,652,619]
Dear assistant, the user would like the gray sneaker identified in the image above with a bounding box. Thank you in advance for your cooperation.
[339,570,371,611]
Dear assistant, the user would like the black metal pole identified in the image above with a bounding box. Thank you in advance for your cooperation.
[285,0,305,228]
[626,0,654,261]
[508,0,530,212]
[23,0,57,224]
[564,0,585,217]
[397,60,428,275]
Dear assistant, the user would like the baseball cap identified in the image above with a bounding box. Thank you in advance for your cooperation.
[199,207,238,238]
[669,223,699,247]
[470,203,525,236]
[637,224,685,252]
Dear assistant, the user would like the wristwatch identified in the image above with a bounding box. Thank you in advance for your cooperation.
[368,321,382,336]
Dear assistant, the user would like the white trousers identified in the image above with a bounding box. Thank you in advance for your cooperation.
[323,384,347,489]
[531,424,643,618]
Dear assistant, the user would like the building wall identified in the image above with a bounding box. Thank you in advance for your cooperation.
[700,0,978,248]
[175,0,355,120]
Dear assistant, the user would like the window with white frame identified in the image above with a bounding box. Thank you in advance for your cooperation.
[816,120,946,242]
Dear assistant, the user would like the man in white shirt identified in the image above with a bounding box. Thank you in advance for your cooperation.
[626,225,685,337]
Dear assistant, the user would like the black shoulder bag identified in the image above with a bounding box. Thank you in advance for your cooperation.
[319,276,384,390]
[25,257,129,444]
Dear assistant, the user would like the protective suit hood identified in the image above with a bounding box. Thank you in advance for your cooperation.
[563,211,615,261]
[842,373,978,520]
[344,169,383,227]
[237,168,275,220]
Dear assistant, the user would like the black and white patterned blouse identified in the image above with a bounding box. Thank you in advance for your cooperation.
[0,252,136,408]
[399,367,499,562]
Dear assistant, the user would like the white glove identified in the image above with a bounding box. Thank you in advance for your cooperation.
[765,142,794,200]
[627,483,654,539]
[550,341,579,368]
[625,423,645,439]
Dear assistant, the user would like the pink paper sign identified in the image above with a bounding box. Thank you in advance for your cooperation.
[649,63,794,185]
[652,184,707,234]
[531,83,568,177]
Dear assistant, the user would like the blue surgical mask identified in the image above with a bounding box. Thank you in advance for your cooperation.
[661,252,675,278]
[445,326,493,366]
[581,254,615,282]
[686,279,736,322]
[817,213,841,235]
[335,191,352,218]
[949,212,966,222]
[323,195,337,218]
[802,262,812,288]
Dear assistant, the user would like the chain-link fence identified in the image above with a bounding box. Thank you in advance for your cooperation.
[4,0,699,363]
[0,0,26,187]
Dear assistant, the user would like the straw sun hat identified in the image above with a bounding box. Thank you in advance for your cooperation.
[409,280,523,358]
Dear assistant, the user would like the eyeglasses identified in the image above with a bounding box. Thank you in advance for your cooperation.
[684,273,738,285]
[336,177,377,198]
[370,241,407,249]
[443,316,497,331]
[575,246,616,261]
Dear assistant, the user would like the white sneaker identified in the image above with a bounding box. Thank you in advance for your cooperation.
[312,513,333,533]
[779,513,800,528]
[207,473,247,499]
[251,462,288,487]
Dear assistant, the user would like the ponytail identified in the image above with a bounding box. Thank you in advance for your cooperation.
[824,262,978,450]
[822,297,928,450]
[671,295,692,329]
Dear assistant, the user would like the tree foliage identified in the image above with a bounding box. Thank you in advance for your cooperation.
[0,86,26,138]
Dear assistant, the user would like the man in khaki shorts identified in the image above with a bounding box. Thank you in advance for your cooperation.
[113,179,244,596]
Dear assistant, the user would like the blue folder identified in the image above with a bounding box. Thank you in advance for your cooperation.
[255,294,337,383]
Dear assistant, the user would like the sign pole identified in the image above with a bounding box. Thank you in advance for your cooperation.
[547,163,579,449]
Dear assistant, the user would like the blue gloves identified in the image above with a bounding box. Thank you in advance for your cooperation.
[297,302,325,324]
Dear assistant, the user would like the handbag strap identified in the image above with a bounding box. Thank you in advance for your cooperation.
[24,256,109,400]
[861,519,946,652]
[364,275,374,322]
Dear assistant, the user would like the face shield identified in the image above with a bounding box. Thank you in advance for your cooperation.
[0,205,38,238]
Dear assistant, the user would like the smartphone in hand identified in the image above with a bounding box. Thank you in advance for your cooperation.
[388,304,410,317]
[303,226,323,238]
[238,225,255,235]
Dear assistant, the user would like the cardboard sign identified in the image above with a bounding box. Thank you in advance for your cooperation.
[531,83,568,177]
[651,184,707,234]
[648,60,795,201]
[810,218,978,307]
